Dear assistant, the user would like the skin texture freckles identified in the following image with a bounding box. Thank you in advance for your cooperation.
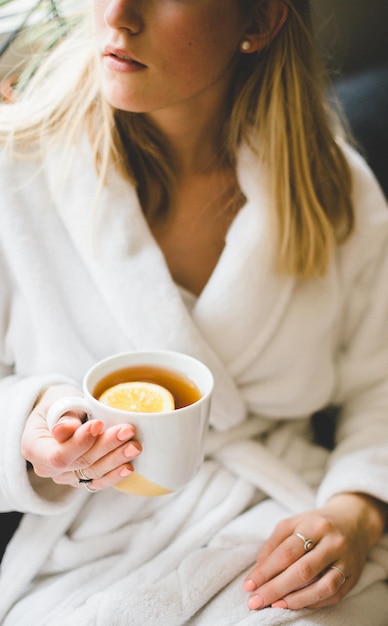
[93,0,249,124]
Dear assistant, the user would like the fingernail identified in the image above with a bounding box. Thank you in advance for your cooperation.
[248,595,264,610]
[124,443,141,458]
[119,466,133,478]
[243,579,257,592]
[272,600,288,609]
[90,421,103,436]
[117,425,134,441]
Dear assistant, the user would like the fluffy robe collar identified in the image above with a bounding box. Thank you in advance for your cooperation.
[43,141,295,430]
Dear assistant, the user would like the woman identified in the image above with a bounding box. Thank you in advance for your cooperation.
[0,0,387,623]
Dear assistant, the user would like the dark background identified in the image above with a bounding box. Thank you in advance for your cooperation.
[312,0,388,196]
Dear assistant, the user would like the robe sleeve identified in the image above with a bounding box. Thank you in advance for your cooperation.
[0,243,81,515]
[316,147,388,506]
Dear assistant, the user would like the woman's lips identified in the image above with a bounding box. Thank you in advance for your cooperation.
[103,46,147,72]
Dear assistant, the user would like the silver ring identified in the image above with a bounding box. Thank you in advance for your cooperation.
[74,468,92,484]
[329,565,346,585]
[294,532,315,552]
[83,481,97,493]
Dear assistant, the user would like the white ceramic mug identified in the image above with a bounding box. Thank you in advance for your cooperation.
[46,350,214,496]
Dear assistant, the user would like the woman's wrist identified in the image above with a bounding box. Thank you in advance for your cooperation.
[326,492,387,548]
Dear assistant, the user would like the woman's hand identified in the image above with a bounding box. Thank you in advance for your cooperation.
[243,493,387,611]
[21,384,142,492]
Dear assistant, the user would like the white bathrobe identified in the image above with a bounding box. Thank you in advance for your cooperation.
[0,137,388,625]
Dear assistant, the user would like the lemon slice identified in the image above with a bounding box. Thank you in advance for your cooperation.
[98,381,175,413]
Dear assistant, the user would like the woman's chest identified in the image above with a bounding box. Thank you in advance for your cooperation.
[150,172,244,295]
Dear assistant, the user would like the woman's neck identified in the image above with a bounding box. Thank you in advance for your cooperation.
[146,98,230,180]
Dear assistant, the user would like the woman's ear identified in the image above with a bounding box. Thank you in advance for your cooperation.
[240,0,288,54]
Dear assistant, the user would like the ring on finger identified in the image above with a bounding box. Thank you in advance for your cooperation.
[83,481,98,493]
[329,565,346,585]
[294,532,315,552]
[74,468,92,484]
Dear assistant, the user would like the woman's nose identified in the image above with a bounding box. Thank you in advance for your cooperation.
[103,0,143,34]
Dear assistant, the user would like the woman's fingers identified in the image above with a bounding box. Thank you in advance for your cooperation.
[24,418,104,478]
[24,405,139,482]
[247,551,338,610]
[252,519,294,565]
[54,460,135,491]
[53,434,142,491]
[271,564,349,610]
[246,545,329,610]
[243,516,321,590]
[51,416,95,443]
[51,422,138,473]
[22,384,143,493]
[75,435,142,481]
[243,531,316,592]
[243,501,370,611]
[72,423,138,465]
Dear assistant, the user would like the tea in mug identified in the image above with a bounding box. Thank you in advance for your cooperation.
[93,364,203,495]
[47,351,213,497]
[93,364,202,410]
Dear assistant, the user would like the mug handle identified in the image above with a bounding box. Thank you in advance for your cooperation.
[46,397,91,432]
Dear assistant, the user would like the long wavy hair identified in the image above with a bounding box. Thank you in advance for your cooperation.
[0,0,353,278]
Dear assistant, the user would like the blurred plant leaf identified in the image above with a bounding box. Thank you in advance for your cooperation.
[0,0,82,94]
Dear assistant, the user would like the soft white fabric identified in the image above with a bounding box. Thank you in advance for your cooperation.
[0,139,388,624]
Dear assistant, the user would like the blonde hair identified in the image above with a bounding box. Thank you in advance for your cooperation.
[0,0,353,278]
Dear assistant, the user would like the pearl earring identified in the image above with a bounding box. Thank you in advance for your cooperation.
[240,40,252,52]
